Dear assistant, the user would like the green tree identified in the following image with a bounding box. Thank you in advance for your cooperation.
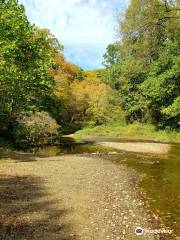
[111,0,180,127]
[76,68,85,81]
[102,43,121,90]
[102,44,120,68]
[141,40,180,127]
[0,0,62,132]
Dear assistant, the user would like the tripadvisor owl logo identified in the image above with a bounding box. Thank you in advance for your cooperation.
[135,227,144,236]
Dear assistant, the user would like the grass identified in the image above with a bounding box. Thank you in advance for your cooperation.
[74,121,180,143]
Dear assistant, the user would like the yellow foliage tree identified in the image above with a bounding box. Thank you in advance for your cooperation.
[69,71,123,127]
[51,53,80,101]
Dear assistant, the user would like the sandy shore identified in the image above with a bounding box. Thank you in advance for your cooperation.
[98,142,171,154]
[0,155,160,240]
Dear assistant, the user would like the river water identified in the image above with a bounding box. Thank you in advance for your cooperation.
[0,137,180,237]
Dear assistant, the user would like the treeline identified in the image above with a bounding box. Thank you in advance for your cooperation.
[0,0,121,146]
[49,58,121,132]
[0,0,179,146]
[0,0,62,145]
[101,0,180,129]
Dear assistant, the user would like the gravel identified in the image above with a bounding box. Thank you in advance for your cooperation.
[0,155,160,240]
[98,142,171,154]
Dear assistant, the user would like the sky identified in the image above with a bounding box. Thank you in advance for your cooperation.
[20,0,129,69]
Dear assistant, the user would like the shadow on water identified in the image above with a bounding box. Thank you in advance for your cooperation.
[0,150,37,162]
[16,137,116,158]
[0,137,96,162]
[0,175,78,240]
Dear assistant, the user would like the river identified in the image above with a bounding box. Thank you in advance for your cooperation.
[0,136,180,239]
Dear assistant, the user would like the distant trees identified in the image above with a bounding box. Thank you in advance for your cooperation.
[101,44,121,90]
[102,44,120,68]
[47,52,81,132]
[75,68,85,81]
[69,71,123,128]
[48,54,123,132]
[102,0,180,128]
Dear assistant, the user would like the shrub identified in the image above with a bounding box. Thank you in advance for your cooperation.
[13,111,60,147]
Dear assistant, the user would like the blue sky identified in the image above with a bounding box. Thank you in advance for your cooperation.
[20,0,129,69]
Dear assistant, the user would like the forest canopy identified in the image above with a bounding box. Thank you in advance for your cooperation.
[102,0,180,128]
[0,0,179,146]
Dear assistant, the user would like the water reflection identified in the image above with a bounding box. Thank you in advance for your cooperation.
[111,144,180,236]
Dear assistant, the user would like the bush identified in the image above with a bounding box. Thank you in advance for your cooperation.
[13,111,60,147]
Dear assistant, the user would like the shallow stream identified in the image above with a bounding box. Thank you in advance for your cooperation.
[0,136,179,237]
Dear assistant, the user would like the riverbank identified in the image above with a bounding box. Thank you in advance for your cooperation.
[74,122,180,143]
[0,138,179,239]
[98,142,171,154]
[0,154,160,240]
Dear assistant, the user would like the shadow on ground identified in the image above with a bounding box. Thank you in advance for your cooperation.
[0,175,78,240]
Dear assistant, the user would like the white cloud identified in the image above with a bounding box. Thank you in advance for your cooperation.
[20,0,129,69]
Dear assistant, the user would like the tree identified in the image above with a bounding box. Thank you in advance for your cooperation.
[110,0,180,127]
[102,43,121,90]
[46,51,90,133]
[76,68,85,81]
[141,39,180,127]
[119,0,179,63]
[102,43,121,68]
[0,0,61,133]
[69,71,123,128]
